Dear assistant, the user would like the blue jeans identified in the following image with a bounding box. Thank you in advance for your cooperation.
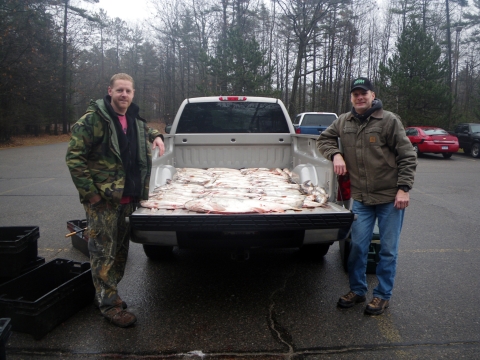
[348,200,405,300]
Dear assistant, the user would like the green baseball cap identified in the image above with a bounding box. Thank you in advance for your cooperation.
[351,77,374,92]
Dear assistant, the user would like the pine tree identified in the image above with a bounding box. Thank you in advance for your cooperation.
[209,27,272,95]
[379,20,450,127]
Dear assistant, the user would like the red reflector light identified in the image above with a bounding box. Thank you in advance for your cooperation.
[219,96,247,101]
[337,173,351,201]
[295,128,301,134]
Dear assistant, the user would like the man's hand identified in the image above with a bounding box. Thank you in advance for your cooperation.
[394,189,409,209]
[152,136,165,156]
[332,153,348,175]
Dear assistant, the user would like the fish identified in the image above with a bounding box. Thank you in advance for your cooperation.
[185,197,302,214]
[273,168,291,179]
[300,180,314,194]
[208,168,242,175]
[143,167,330,213]
[251,181,300,190]
[248,188,302,196]
[303,199,326,208]
[205,180,251,188]
[153,183,206,193]
[258,195,305,208]
[172,173,214,185]
[306,193,328,207]
[140,199,186,210]
[239,168,270,175]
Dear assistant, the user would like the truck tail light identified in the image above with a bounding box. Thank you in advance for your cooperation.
[295,128,301,134]
[337,173,351,201]
[219,96,247,101]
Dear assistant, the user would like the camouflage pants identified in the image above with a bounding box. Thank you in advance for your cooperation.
[83,200,136,313]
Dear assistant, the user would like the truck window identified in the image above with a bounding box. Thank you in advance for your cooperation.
[301,114,337,127]
[176,102,290,133]
[457,124,467,133]
[471,124,480,133]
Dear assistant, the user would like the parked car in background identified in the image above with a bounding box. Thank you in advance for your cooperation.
[293,112,338,135]
[449,123,480,158]
[405,126,459,159]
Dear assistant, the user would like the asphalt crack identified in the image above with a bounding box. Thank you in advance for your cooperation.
[267,263,298,359]
[7,340,480,359]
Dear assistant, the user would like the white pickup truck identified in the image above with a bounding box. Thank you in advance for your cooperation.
[129,96,354,261]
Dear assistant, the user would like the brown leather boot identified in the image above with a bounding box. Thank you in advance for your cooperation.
[102,307,137,328]
[337,291,366,308]
[364,297,389,315]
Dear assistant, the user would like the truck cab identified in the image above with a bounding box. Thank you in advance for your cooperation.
[452,123,480,158]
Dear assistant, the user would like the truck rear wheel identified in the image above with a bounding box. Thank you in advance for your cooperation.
[299,243,331,260]
[143,244,174,261]
[339,239,379,274]
[338,239,350,272]
[471,143,480,158]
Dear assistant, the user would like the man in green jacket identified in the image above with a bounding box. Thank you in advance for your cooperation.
[317,77,417,315]
[66,73,164,327]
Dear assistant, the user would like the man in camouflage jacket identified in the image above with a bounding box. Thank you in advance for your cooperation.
[66,73,164,327]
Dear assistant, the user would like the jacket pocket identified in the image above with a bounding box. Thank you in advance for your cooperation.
[365,127,385,147]
[341,125,357,148]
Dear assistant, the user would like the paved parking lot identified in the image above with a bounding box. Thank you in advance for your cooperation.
[1,143,479,359]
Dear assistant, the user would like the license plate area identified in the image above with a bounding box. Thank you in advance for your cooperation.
[176,230,304,248]
[222,231,257,236]
[442,146,448,150]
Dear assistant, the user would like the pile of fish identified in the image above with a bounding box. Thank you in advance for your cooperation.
[140,168,329,214]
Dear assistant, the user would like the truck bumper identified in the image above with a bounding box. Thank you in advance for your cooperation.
[129,209,354,248]
[130,228,347,248]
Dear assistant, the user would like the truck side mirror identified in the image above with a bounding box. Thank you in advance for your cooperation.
[165,124,172,134]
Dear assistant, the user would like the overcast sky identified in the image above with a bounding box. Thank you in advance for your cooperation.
[90,0,153,23]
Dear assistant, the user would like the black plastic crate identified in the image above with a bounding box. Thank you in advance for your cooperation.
[0,257,45,286]
[366,241,381,274]
[0,318,12,360]
[66,219,89,257]
[0,226,39,278]
[0,258,94,340]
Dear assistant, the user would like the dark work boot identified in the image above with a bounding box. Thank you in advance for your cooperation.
[337,291,366,309]
[364,297,389,315]
[102,307,137,328]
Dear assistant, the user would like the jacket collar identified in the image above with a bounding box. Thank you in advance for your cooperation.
[87,97,140,122]
[347,108,384,121]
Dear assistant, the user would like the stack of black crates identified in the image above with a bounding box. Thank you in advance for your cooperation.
[0,318,12,360]
[0,226,94,341]
[0,226,44,282]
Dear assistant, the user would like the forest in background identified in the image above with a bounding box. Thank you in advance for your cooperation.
[1,0,479,141]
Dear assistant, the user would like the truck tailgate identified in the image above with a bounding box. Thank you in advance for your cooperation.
[129,202,353,232]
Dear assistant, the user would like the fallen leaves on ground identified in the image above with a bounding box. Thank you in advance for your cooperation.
[0,122,165,149]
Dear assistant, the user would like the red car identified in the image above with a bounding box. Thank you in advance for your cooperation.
[405,126,459,159]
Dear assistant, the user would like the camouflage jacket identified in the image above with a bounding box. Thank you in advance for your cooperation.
[66,98,162,204]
